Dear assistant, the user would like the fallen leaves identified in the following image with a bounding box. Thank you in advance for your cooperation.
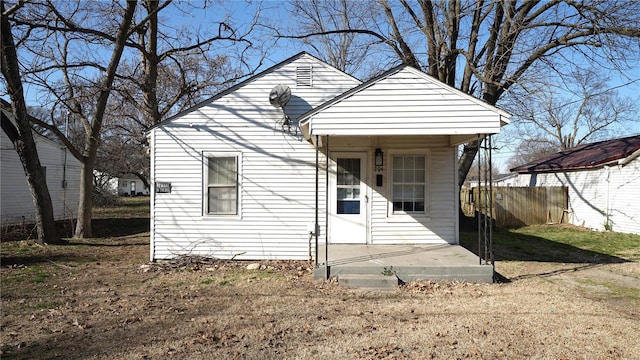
[354,345,407,359]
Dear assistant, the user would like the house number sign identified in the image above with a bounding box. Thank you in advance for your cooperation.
[155,182,171,194]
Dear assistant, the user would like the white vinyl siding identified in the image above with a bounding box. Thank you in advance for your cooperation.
[1,130,81,225]
[206,155,238,215]
[307,67,509,136]
[150,54,358,261]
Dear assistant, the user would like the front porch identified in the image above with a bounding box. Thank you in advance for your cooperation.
[314,244,494,284]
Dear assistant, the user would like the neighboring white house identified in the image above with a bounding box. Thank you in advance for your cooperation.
[93,171,149,196]
[510,135,640,234]
[1,108,81,225]
[492,173,518,187]
[148,53,510,261]
[117,174,149,196]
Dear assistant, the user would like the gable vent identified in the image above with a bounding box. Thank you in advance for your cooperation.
[296,65,312,87]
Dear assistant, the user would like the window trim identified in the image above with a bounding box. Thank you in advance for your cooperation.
[202,151,242,218]
[387,150,430,218]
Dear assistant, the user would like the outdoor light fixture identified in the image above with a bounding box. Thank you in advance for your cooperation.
[375,148,384,171]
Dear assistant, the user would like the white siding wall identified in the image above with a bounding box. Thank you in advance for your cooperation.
[309,67,504,136]
[522,159,639,234]
[151,55,358,260]
[1,132,81,225]
[607,159,640,234]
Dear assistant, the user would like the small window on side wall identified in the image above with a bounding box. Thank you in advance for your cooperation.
[206,155,238,215]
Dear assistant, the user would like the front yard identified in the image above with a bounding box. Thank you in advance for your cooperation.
[1,198,639,359]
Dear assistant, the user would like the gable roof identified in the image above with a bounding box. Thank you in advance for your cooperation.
[511,135,640,173]
[298,64,510,139]
[150,52,360,130]
[299,64,510,124]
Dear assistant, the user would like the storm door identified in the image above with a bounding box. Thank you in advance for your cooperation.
[329,152,368,244]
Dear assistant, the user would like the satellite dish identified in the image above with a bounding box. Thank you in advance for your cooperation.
[269,84,291,108]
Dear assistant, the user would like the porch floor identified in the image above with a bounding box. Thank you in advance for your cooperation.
[314,244,494,284]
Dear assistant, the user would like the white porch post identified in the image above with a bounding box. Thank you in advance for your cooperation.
[314,135,319,266]
[325,135,330,279]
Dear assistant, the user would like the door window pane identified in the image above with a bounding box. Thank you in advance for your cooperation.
[337,158,361,214]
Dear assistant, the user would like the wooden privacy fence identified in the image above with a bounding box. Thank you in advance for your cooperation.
[461,186,568,228]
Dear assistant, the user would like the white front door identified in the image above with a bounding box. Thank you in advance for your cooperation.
[330,152,368,244]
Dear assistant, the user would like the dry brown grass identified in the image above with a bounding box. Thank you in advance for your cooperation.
[2,199,639,359]
[2,237,639,359]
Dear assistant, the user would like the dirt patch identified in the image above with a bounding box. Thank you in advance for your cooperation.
[2,237,639,359]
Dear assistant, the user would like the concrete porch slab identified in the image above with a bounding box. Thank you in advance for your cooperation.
[314,244,493,283]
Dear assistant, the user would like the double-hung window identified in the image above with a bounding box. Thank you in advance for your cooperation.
[206,155,238,215]
[392,155,427,215]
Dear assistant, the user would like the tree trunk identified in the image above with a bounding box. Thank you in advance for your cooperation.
[1,3,60,244]
[458,139,480,187]
[74,160,95,238]
[142,0,161,126]
[71,1,136,238]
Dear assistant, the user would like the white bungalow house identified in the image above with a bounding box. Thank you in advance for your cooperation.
[93,171,150,196]
[117,174,149,196]
[1,107,81,225]
[148,53,510,270]
[510,135,640,234]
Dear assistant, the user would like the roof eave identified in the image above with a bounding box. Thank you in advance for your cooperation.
[514,158,622,173]
[619,148,640,166]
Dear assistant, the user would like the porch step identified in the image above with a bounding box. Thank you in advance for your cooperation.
[338,274,399,289]
[330,265,494,284]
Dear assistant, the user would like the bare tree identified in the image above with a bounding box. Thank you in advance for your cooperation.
[508,69,638,154]
[115,0,257,128]
[283,1,640,185]
[506,140,558,170]
[7,0,138,237]
[95,97,149,191]
[1,1,60,244]
[95,0,260,190]
[285,0,382,76]
[5,0,263,240]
